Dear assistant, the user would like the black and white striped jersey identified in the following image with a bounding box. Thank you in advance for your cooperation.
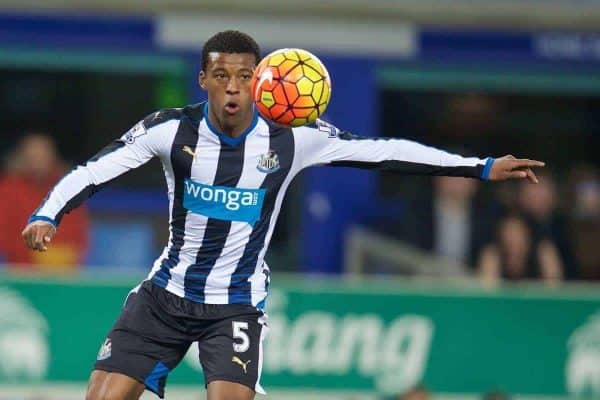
[30,102,494,308]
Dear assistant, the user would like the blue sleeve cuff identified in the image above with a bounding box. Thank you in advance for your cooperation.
[481,157,494,180]
[28,215,57,227]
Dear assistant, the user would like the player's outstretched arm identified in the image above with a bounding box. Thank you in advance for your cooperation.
[295,122,546,182]
[487,155,545,184]
[22,220,56,252]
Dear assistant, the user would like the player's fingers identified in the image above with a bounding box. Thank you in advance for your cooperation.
[43,226,54,247]
[33,226,46,251]
[512,159,545,168]
[22,227,34,249]
[525,168,538,184]
[508,170,528,180]
[40,226,55,250]
[28,227,39,250]
[21,226,29,246]
[28,229,39,250]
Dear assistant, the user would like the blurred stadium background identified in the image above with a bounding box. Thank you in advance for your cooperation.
[0,1,599,399]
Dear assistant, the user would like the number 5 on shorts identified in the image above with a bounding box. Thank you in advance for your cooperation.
[232,321,249,352]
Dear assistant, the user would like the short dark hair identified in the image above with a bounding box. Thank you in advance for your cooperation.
[201,30,260,71]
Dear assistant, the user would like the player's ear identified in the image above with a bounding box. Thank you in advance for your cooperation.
[199,71,207,90]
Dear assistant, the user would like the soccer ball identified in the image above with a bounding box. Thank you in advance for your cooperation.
[252,48,331,127]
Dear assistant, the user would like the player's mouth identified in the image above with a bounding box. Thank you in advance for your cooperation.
[224,102,240,115]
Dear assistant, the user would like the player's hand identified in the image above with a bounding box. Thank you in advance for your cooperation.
[488,155,545,184]
[22,221,56,252]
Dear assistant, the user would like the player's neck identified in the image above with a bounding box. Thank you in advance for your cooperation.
[207,108,253,139]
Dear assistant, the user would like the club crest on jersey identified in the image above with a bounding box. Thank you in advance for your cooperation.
[257,150,280,173]
[97,338,112,361]
[122,122,147,144]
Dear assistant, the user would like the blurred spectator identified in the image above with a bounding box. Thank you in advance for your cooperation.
[477,214,563,285]
[568,165,600,280]
[517,170,577,278]
[482,390,510,400]
[398,384,430,400]
[0,132,89,270]
[432,176,481,265]
[381,384,431,400]
[391,176,495,268]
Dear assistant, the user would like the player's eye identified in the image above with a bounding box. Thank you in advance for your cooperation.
[214,72,227,79]
[240,74,252,81]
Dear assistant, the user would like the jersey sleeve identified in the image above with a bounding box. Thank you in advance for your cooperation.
[29,113,176,227]
[294,120,494,179]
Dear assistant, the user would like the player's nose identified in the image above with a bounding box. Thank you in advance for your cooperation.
[226,77,241,94]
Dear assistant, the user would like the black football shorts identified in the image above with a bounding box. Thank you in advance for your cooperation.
[94,280,268,398]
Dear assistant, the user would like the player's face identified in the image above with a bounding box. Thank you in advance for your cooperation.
[199,52,256,136]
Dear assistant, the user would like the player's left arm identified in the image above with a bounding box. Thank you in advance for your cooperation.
[23,112,174,252]
[295,122,544,182]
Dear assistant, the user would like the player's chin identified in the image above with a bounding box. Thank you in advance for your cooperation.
[221,110,243,124]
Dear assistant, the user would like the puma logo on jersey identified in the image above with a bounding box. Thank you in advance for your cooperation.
[182,145,196,158]
[232,356,251,374]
